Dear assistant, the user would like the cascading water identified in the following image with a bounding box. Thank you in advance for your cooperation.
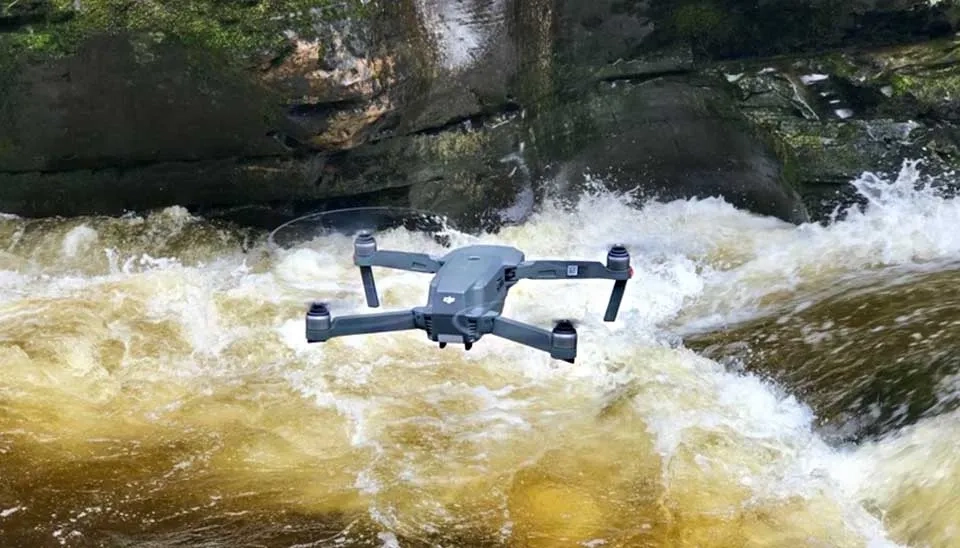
[0,160,957,547]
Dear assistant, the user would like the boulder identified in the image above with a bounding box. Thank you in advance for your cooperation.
[685,268,960,443]
[0,0,540,228]
[530,75,810,223]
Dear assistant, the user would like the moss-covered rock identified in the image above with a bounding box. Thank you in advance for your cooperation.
[2,0,370,62]
[3,0,960,231]
[711,37,960,219]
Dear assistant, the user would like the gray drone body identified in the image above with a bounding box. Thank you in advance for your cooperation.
[305,231,632,362]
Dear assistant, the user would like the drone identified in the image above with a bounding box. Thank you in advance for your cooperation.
[305,231,633,362]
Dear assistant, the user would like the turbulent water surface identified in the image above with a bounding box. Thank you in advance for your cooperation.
[1,162,958,547]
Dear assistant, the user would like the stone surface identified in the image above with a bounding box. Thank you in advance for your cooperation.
[0,33,291,172]
[712,37,960,219]
[530,75,810,223]
[1,0,960,230]
[685,267,960,443]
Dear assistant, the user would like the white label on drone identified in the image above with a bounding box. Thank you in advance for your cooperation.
[443,296,456,304]
[567,265,578,277]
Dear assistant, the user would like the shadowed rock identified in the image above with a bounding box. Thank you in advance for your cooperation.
[0,0,958,229]
[685,267,960,444]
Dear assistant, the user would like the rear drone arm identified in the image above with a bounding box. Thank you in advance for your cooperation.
[305,303,420,343]
[511,260,631,281]
[509,245,633,322]
[489,316,578,363]
[351,231,443,308]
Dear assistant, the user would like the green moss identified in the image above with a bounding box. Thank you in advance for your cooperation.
[888,73,915,97]
[672,2,726,37]
[2,0,372,64]
[903,72,960,103]
[669,1,734,50]
[818,53,860,81]
[427,130,490,161]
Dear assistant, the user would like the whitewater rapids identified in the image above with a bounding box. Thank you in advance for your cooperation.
[0,161,957,547]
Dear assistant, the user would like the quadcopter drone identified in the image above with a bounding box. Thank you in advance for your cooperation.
[305,231,633,362]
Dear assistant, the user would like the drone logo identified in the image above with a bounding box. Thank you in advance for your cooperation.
[442,296,456,304]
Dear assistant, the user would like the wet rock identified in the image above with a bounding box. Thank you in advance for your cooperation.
[0,0,539,229]
[0,156,339,217]
[532,75,810,223]
[0,33,292,172]
[643,0,957,61]
[713,37,960,220]
[1,0,960,229]
[685,268,960,444]
[310,107,533,232]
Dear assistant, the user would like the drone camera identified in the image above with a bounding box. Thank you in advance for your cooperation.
[305,301,332,342]
[550,320,577,363]
[353,231,381,308]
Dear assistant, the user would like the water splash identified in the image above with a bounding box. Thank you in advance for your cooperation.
[3,161,960,546]
[673,159,960,333]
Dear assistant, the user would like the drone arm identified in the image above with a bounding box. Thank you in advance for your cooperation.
[355,250,443,273]
[490,316,577,363]
[511,260,628,281]
[510,245,632,323]
[352,231,442,308]
[306,303,419,343]
[490,316,551,351]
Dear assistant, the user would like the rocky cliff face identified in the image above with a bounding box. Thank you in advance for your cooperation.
[1,0,958,230]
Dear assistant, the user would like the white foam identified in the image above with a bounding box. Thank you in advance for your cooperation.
[801,73,830,84]
[674,159,960,332]
[61,225,99,259]
[6,158,960,544]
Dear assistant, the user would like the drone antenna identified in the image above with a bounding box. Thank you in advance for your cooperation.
[354,231,380,308]
[603,245,631,322]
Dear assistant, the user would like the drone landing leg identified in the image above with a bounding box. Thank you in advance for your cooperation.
[306,304,418,343]
[491,316,577,363]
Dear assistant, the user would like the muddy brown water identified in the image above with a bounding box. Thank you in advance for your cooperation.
[0,180,958,547]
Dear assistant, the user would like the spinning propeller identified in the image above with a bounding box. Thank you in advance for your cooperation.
[267,206,453,251]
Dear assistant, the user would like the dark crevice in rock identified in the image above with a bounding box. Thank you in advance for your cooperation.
[258,42,297,73]
[265,131,309,152]
[407,100,523,137]
[597,67,693,84]
[0,152,301,175]
[287,98,368,118]
[0,12,73,31]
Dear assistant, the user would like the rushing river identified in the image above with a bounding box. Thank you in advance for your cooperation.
[0,161,958,547]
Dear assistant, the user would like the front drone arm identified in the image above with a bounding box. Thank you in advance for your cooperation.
[306,303,419,343]
[510,245,633,322]
[352,231,443,308]
[490,316,578,363]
